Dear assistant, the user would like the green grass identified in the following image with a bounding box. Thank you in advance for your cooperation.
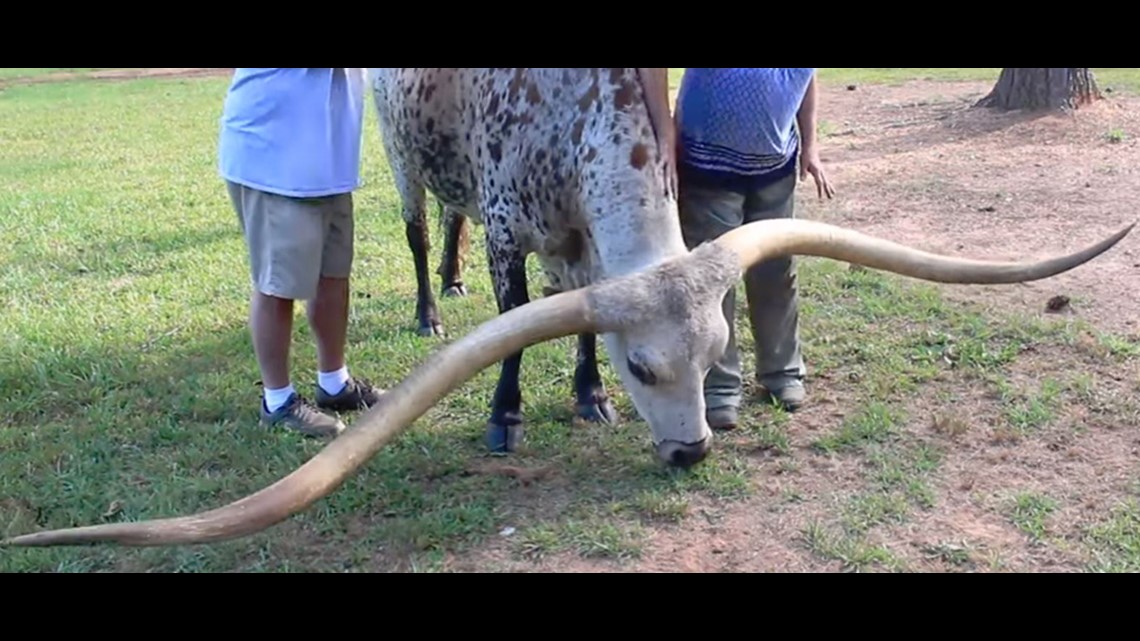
[1084,500,1140,573]
[0,68,120,80]
[1007,492,1058,544]
[2,69,1139,572]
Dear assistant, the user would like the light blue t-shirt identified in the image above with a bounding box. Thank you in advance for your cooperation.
[218,68,365,198]
[676,68,814,186]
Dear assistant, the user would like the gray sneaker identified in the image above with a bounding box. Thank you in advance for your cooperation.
[706,405,739,431]
[261,393,346,438]
[315,376,385,412]
[761,380,806,412]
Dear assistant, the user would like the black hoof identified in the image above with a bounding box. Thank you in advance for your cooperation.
[575,397,618,425]
[442,283,468,297]
[485,421,524,453]
[417,322,445,338]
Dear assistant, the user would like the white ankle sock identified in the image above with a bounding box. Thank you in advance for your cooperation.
[318,366,350,396]
[264,384,296,413]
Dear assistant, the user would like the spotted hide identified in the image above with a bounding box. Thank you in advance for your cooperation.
[367,68,691,455]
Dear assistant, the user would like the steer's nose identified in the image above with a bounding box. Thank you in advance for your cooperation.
[656,437,711,468]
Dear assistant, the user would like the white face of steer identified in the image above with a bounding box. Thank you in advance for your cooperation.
[588,244,741,467]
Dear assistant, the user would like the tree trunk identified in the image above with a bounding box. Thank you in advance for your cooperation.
[974,68,1102,111]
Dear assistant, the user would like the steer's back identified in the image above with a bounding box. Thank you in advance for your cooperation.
[370,68,678,284]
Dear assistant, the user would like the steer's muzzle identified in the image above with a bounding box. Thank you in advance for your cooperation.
[656,436,711,468]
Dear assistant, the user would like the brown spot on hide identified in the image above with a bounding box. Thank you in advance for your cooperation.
[526,82,541,105]
[630,143,650,169]
[578,80,600,113]
[571,119,586,145]
[509,69,526,101]
[614,80,637,110]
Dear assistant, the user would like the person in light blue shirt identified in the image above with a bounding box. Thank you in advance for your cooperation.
[674,68,834,428]
[218,67,383,438]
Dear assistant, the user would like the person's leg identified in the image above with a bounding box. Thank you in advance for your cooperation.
[226,180,347,437]
[677,181,747,429]
[309,191,385,411]
[741,170,806,410]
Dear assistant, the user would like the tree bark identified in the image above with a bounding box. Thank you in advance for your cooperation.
[974,68,1102,111]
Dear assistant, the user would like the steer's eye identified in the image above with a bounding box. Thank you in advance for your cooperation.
[626,356,658,386]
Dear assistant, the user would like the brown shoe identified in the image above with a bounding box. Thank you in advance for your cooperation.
[261,393,346,438]
[316,376,385,412]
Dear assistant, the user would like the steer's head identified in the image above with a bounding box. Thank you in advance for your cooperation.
[2,218,1132,549]
[591,243,741,468]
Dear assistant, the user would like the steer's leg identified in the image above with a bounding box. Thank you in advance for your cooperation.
[540,281,617,426]
[573,332,618,425]
[404,196,445,338]
[484,224,530,453]
[437,204,470,298]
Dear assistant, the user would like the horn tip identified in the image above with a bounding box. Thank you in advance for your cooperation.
[1,528,96,548]
[1113,219,1137,242]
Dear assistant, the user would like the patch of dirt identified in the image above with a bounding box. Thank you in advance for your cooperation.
[0,68,232,88]
[438,358,1138,573]
[810,79,1140,339]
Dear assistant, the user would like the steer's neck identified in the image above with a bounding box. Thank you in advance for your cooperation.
[589,197,690,279]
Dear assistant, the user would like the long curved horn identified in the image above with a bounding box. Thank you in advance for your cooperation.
[1,290,596,547]
[716,218,1136,283]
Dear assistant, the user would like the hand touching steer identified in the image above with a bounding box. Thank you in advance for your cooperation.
[0,68,1131,548]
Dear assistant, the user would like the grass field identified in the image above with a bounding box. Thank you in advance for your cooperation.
[0,68,114,79]
[1,69,1139,573]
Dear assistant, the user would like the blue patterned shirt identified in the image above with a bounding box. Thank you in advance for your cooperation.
[675,68,815,191]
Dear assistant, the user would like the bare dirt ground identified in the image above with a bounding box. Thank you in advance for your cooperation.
[432,80,1140,573]
[817,80,1140,338]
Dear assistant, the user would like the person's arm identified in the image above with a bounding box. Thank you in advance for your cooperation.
[636,67,678,196]
[794,71,834,199]
[795,71,819,160]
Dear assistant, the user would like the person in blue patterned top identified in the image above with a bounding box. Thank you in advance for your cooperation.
[674,68,834,428]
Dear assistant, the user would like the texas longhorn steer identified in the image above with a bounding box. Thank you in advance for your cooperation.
[3,215,1132,547]
[370,68,681,458]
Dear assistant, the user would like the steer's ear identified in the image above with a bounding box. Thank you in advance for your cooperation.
[636,68,677,197]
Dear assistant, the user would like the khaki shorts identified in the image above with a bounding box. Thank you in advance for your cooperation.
[226,180,355,301]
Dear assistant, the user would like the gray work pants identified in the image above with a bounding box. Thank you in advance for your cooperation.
[677,170,806,412]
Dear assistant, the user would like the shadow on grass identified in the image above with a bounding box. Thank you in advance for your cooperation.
[0,298,722,572]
